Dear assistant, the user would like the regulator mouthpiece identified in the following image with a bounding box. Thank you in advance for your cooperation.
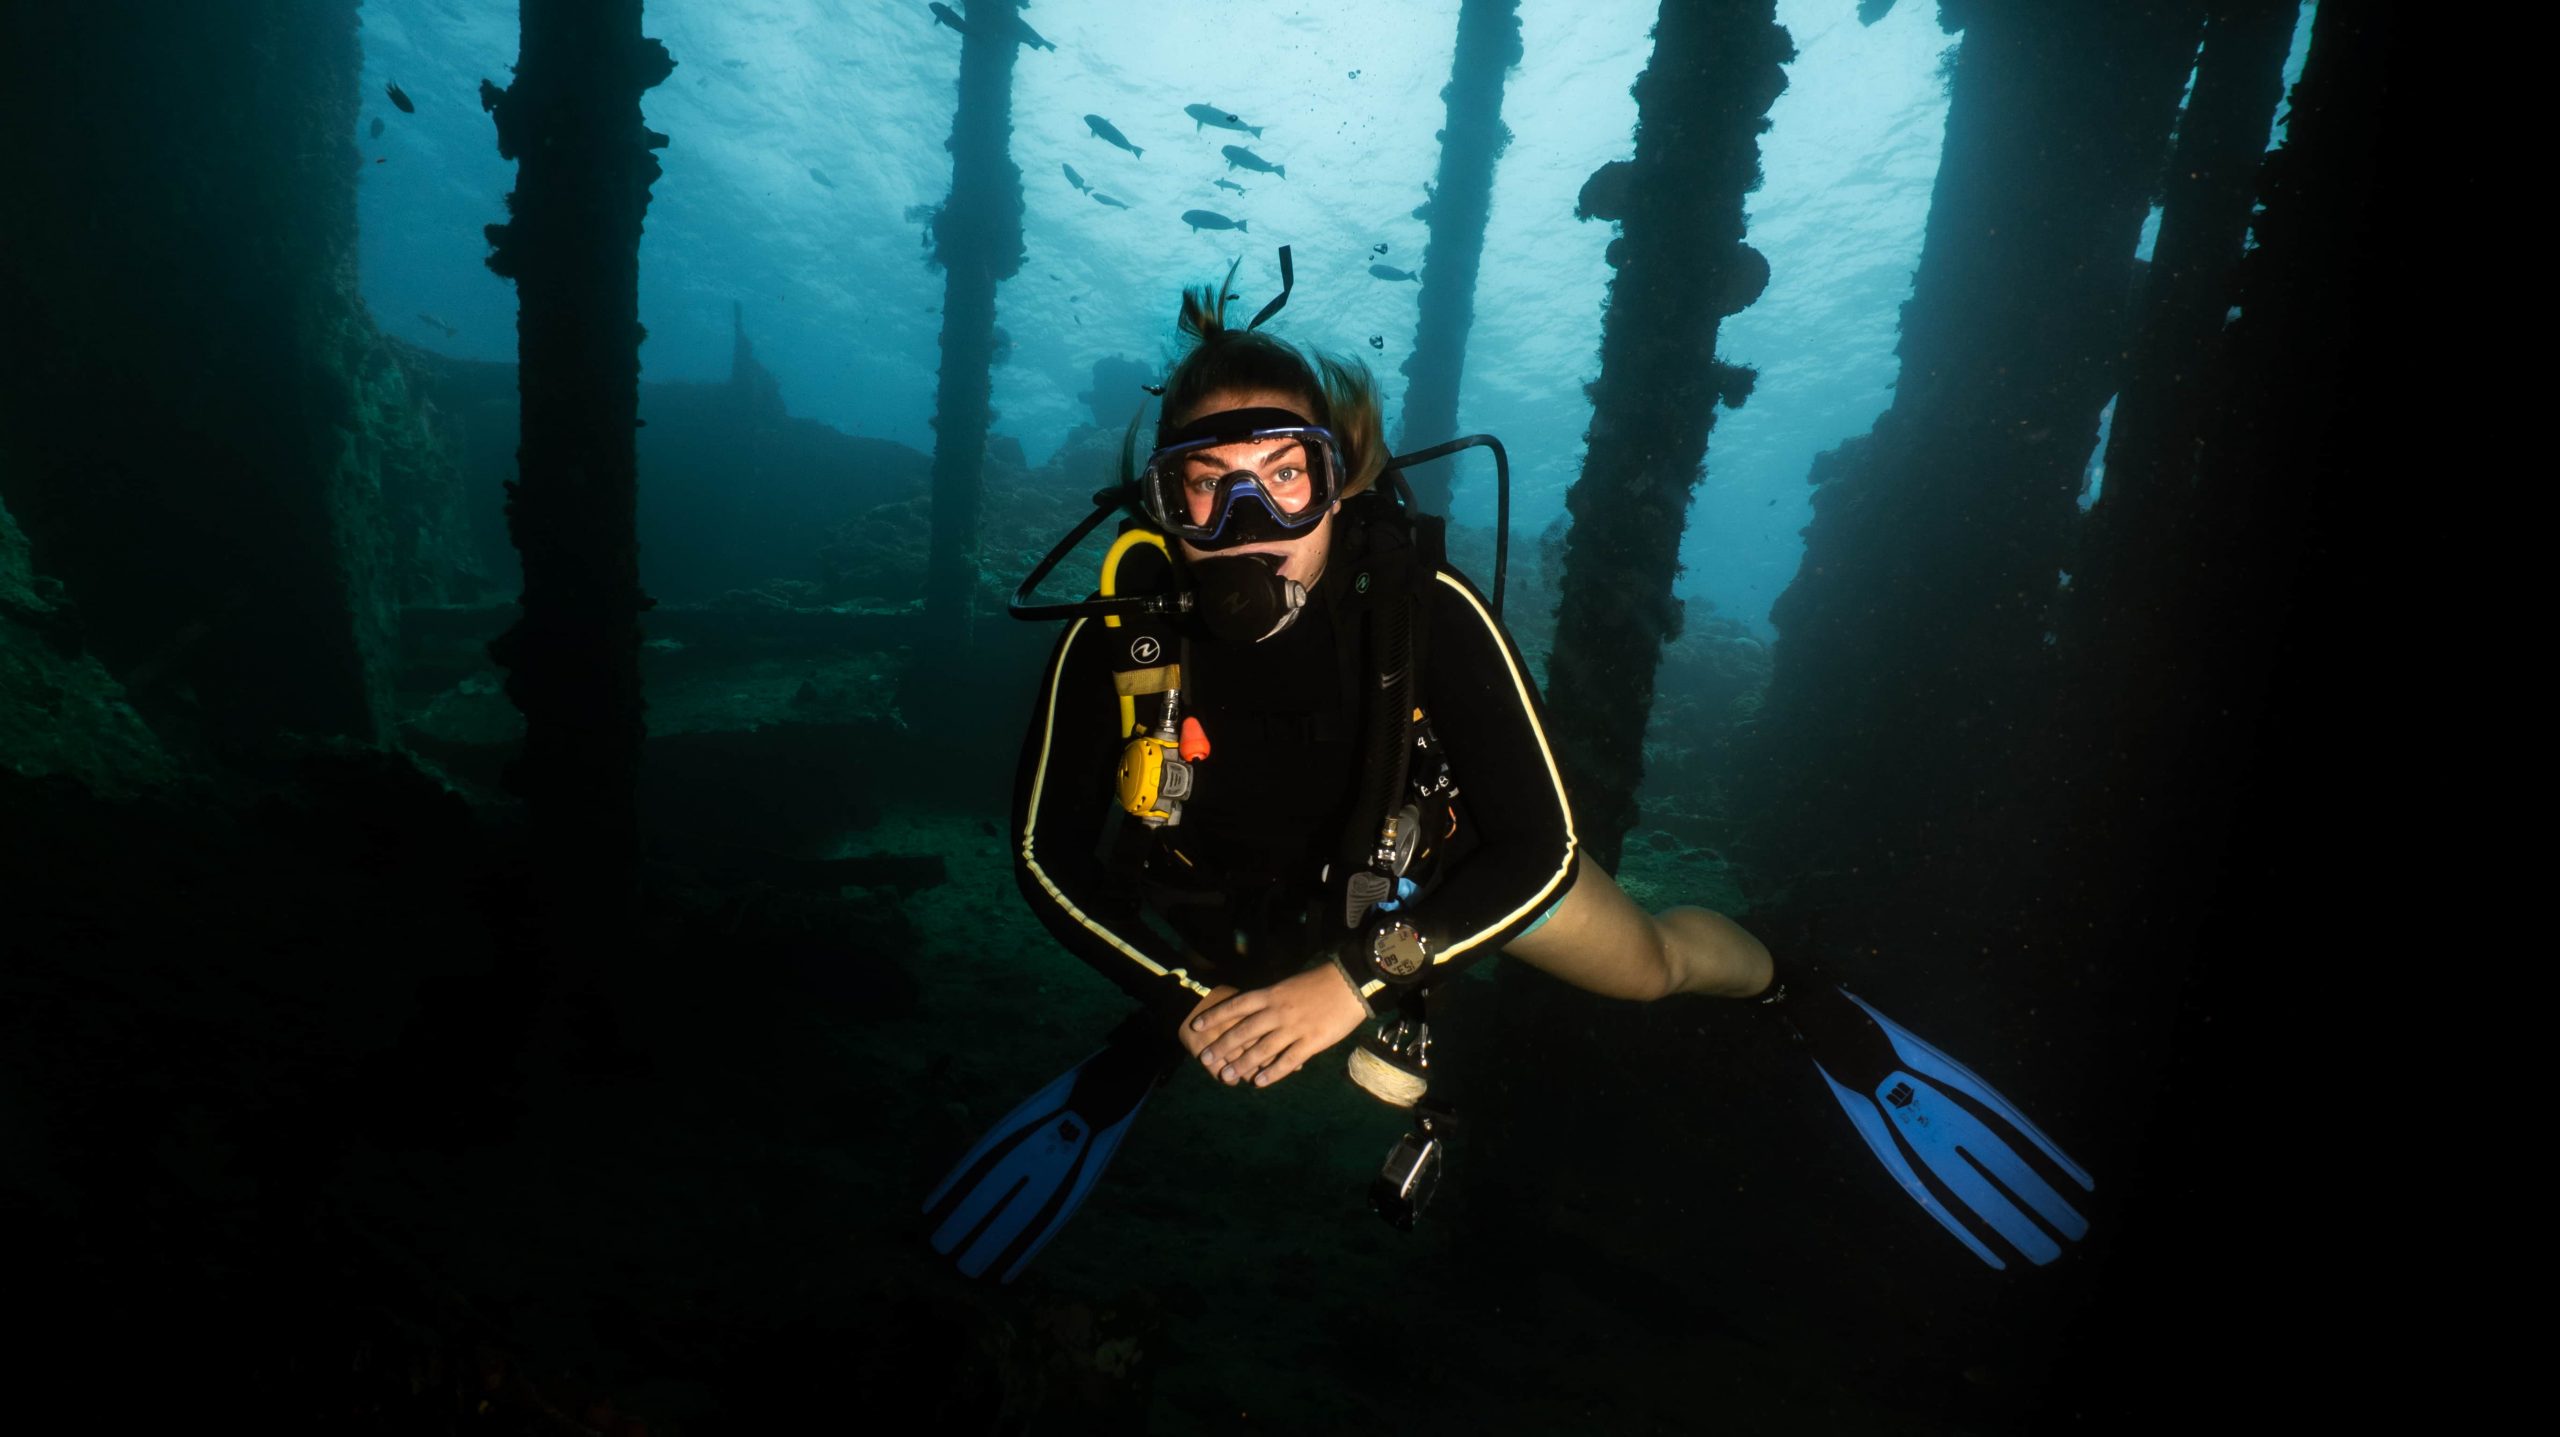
[1190,552,1305,643]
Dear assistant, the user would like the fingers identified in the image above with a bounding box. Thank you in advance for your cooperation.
[1181,1005,1242,1059]
[1199,1008,1283,1082]
[1209,1028,1304,1087]
[1189,987,1265,1043]
[1246,1043,1308,1088]
[1199,997,1326,1086]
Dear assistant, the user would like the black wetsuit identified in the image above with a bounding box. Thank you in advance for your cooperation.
[1010,502,1581,1033]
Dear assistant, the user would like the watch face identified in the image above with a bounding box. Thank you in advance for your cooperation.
[1373,923,1428,980]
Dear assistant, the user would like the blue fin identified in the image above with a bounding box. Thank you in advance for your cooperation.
[1793,983,2094,1269]
[922,1026,1166,1282]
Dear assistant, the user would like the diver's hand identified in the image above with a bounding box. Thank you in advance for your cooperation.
[1186,967,1368,1090]
[1178,986,1244,1060]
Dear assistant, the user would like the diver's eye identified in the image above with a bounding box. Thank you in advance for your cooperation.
[1271,466,1303,485]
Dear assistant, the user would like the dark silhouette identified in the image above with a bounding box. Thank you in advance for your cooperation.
[2067,0,2299,661]
[1743,1,2202,932]
[479,0,676,1033]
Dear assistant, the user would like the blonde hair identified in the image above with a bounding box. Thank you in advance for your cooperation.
[1161,264,1387,500]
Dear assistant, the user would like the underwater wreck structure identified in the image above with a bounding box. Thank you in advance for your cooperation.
[2062,0,2301,713]
[1745,0,2212,940]
[1543,0,1795,872]
[0,0,398,774]
[919,0,1031,648]
[478,0,674,979]
[1394,0,1524,519]
[2048,0,2387,910]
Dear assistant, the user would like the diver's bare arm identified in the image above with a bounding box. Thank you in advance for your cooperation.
[1502,860,1774,1002]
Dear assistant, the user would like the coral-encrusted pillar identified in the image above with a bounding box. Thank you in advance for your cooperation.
[920,0,1029,648]
[1394,0,1524,519]
[1544,0,1795,872]
[480,0,672,979]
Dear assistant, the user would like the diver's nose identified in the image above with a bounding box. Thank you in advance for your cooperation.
[1220,473,1283,513]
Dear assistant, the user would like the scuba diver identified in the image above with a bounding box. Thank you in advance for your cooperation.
[923,256,2093,1283]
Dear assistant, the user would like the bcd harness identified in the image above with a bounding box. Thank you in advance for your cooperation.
[1100,492,1460,994]
[1011,403,1514,996]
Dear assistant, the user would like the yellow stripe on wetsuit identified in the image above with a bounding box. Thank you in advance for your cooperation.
[1022,574,1576,1006]
[1426,569,1579,961]
[1019,615,1213,999]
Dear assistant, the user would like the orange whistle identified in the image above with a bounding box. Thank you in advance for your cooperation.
[1179,715,1211,762]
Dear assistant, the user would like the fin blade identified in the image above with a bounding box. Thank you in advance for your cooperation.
[924,1057,1095,1271]
[923,1061,1082,1214]
[1952,1105,2089,1244]
[1842,987,2094,1192]
[994,1092,1153,1282]
[922,1035,1165,1282]
[950,1114,1093,1278]
[1878,1074,2079,1265]
[1817,1063,2007,1269]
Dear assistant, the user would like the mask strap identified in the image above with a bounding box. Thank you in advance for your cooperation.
[1246,245,1294,331]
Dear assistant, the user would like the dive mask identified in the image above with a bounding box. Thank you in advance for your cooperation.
[1139,406,1345,552]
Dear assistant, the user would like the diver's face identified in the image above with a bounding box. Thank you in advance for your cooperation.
[1172,387,1335,585]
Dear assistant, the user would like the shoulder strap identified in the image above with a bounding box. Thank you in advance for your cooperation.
[1330,499,1442,935]
[1405,510,1443,696]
